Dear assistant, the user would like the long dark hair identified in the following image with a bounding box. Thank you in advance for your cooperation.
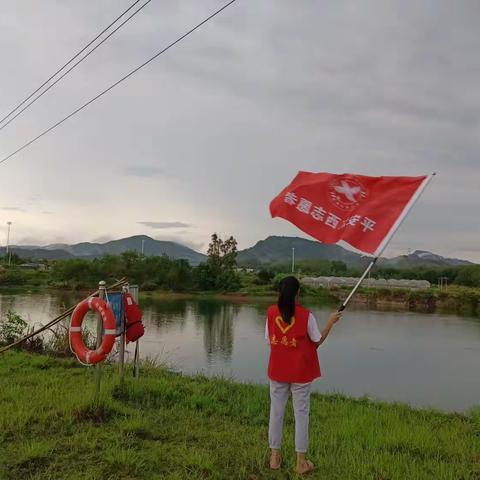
[277,276,300,324]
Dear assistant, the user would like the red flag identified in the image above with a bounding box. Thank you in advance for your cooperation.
[270,172,429,256]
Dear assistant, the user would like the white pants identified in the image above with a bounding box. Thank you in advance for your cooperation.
[268,380,312,453]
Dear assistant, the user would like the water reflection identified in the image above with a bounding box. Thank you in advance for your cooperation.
[193,300,237,364]
[142,297,188,329]
[2,292,480,411]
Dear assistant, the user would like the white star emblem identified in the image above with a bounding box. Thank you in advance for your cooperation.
[334,181,361,202]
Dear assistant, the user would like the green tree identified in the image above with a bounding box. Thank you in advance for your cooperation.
[1,252,24,266]
[166,259,192,291]
[196,233,240,291]
[255,269,274,285]
[193,263,216,290]
[330,261,347,275]
[455,265,480,287]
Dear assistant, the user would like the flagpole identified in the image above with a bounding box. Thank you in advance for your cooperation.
[338,173,436,312]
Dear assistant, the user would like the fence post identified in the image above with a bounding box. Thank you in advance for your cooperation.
[94,280,106,401]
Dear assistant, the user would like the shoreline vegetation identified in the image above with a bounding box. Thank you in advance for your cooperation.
[141,285,480,317]
[1,283,478,318]
[0,351,479,479]
[0,232,478,318]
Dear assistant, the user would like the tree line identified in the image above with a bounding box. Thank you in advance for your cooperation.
[250,260,480,288]
[1,236,480,290]
[0,234,241,292]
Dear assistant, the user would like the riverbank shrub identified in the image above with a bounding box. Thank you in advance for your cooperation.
[0,310,27,345]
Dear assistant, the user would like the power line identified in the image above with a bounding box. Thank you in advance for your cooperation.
[0,0,145,129]
[0,0,151,133]
[0,0,237,167]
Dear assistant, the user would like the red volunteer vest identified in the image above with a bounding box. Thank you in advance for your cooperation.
[267,304,321,383]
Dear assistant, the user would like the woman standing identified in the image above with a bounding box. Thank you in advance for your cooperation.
[266,275,341,474]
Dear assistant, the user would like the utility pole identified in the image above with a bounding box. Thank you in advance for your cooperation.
[6,222,12,266]
[141,239,145,255]
[291,247,295,273]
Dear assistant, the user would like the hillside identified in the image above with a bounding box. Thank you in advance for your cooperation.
[382,250,473,268]
[8,235,206,265]
[0,247,75,261]
[237,236,366,266]
[5,234,474,268]
[237,236,474,268]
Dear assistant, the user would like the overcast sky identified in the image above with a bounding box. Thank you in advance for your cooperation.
[0,1,478,261]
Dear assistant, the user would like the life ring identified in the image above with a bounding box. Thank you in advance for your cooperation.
[69,297,116,365]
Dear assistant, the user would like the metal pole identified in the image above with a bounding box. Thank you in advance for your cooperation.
[94,280,106,401]
[339,258,377,311]
[130,285,140,378]
[119,283,128,386]
[291,247,295,273]
[6,222,11,266]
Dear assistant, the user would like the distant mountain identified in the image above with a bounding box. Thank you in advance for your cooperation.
[237,236,367,267]
[237,236,474,268]
[7,235,206,265]
[381,250,473,268]
[0,247,75,261]
[4,234,474,268]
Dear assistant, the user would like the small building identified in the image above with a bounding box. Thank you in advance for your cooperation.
[18,263,48,271]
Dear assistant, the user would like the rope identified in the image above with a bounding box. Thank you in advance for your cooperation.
[0,277,127,354]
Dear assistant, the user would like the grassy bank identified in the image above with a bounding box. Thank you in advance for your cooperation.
[1,352,479,479]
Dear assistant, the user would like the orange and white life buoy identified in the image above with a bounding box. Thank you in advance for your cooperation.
[69,297,116,365]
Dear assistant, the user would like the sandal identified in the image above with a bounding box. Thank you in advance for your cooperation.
[295,459,314,475]
[270,451,282,470]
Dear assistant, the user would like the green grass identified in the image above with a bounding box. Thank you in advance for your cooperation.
[1,351,479,480]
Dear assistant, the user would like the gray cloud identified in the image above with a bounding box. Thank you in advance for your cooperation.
[92,235,114,243]
[153,235,204,252]
[0,206,26,212]
[122,165,164,178]
[138,221,193,229]
[0,1,478,261]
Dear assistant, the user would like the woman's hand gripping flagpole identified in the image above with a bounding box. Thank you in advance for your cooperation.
[315,310,343,348]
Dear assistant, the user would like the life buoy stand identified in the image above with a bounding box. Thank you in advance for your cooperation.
[69,297,116,365]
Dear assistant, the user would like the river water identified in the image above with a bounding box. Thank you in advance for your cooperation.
[1,292,479,412]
